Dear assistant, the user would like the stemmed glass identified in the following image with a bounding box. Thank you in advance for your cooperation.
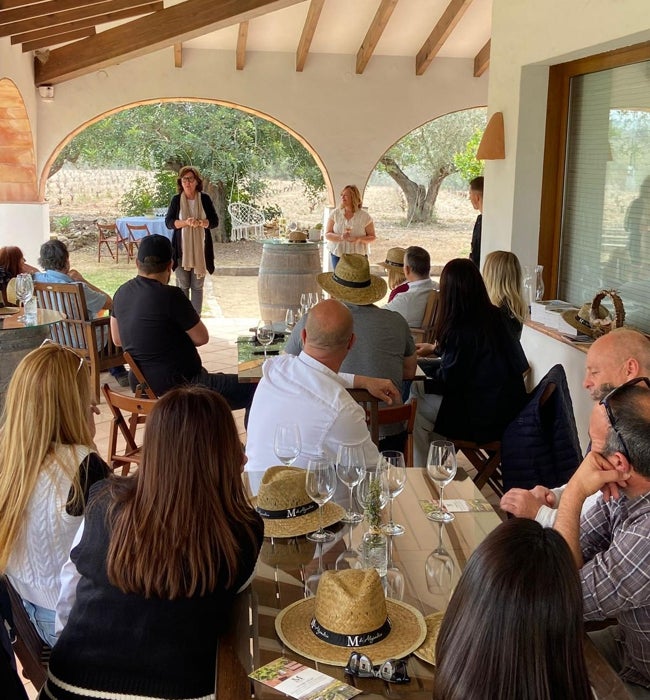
[356,465,389,514]
[285,308,296,332]
[274,423,301,466]
[256,319,275,358]
[426,440,457,522]
[305,542,324,598]
[305,457,337,543]
[425,522,455,601]
[15,273,34,322]
[336,443,366,524]
[381,451,407,536]
[308,292,320,308]
[335,523,361,570]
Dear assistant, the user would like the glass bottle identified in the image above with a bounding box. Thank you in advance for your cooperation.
[522,265,534,310]
[360,469,388,577]
[535,264,545,302]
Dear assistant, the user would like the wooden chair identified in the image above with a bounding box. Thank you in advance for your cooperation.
[0,575,50,690]
[97,221,129,263]
[411,289,439,344]
[34,281,125,404]
[348,388,380,446]
[228,202,265,241]
[124,350,157,400]
[377,399,417,467]
[102,384,157,475]
[452,439,503,496]
[125,222,151,258]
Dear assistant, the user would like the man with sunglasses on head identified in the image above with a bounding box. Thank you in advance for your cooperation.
[554,379,650,698]
[500,328,650,522]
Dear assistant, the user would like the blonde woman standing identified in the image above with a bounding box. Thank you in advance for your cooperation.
[325,184,376,270]
[0,344,109,646]
[482,250,528,340]
[165,166,218,315]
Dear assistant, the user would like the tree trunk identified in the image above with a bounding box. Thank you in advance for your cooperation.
[206,180,228,243]
[380,155,427,224]
[421,166,454,221]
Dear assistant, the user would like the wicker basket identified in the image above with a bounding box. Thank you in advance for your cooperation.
[589,289,625,337]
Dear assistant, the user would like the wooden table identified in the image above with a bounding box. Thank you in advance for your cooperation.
[216,468,628,698]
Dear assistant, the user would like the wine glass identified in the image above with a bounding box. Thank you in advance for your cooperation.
[15,273,34,322]
[308,292,320,308]
[356,465,389,513]
[284,308,296,332]
[336,443,366,524]
[335,523,361,570]
[425,522,455,601]
[426,440,457,522]
[256,320,275,358]
[305,542,325,597]
[305,457,337,543]
[344,218,353,238]
[380,451,407,536]
[274,423,301,466]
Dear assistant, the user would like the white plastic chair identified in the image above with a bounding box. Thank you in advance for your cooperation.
[228,202,265,241]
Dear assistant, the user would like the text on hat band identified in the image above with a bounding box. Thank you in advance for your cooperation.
[256,501,319,520]
[309,616,392,647]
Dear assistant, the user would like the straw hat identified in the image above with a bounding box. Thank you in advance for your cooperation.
[378,247,405,270]
[413,612,444,666]
[252,466,345,538]
[276,569,426,666]
[318,254,387,305]
[561,289,626,338]
[561,303,610,338]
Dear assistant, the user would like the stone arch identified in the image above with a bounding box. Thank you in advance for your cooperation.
[38,97,333,203]
[0,78,38,201]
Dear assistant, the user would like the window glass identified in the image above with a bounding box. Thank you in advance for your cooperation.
[559,61,650,332]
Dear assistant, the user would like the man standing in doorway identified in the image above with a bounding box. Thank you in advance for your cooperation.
[469,176,484,267]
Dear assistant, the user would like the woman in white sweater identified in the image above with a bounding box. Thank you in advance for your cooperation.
[0,343,109,646]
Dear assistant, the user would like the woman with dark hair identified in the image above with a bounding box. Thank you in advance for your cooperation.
[0,246,37,306]
[165,166,218,315]
[42,386,263,699]
[410,258,528,465]
[433,518,592,700]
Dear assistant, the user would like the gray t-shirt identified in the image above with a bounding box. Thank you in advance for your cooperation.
[285,303,415,393]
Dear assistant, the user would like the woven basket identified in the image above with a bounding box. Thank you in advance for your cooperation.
[589,289,625,337]
[288,230,308,242]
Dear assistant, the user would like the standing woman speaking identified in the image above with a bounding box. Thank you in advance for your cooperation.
[325,184,376,271]
[165,166,218,315]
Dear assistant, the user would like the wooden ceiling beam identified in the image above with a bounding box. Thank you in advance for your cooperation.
[0,0,56,9]
[356,0,398,75]
[11,4,161,44]
[173,42,182,68]
[236,20,248,70]
[0,0,108,25]
[415,0,473,76]
[295,0,323,72]
[473,38,489,77]
[0,0,156,37]
[22,25,95,52]
[34,0,302,85]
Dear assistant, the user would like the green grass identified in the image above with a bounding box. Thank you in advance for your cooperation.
[73,262,134,298]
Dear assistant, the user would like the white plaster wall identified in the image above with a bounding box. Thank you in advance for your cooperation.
[35,50,488,200]
[485,0,650,441]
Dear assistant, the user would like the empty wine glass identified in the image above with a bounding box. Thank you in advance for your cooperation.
[335,523,361,570]
[285,308,296,332]
[425,522,455,601]
[305,542,324,597]
[336,443,366,524]
[15,273,34,322]
[426,440,457,522]
[381,451,407,536]
[274,423,301,466]
[256,320,275,357]
[308,292,320,308]
[305,457,337,543]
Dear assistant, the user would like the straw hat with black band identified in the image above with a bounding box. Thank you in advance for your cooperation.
[377,247,405,271]
[318,253,387,306]
[275,568,427,666]
[252,466,345,539]
[413,612,445,666]
[561,290,625,339]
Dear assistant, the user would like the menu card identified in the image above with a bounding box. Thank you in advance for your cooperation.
[419,498,493,515]
[249,658,361,699]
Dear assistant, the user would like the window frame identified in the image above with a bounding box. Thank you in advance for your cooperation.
[539,40,650,298]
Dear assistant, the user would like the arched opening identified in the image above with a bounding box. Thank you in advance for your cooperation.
[0,78,38,202]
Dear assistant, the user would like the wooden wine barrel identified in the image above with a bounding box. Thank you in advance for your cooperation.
[0,322,50,411]
[258,241,323,322]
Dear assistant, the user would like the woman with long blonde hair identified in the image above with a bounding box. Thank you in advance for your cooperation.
[482,250,528,340]
[325,184,376,270]
[0,343,109,646]
[44,386,263,699]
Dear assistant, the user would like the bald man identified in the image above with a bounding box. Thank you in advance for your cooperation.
[244,299,399,494]
[501,328,650,523]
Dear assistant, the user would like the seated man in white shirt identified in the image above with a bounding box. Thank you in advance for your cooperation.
[500,328,650,525]
[245,299,399,495]
[383,245,437,328]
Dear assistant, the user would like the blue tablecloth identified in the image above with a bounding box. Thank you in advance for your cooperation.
[116,217,172,240]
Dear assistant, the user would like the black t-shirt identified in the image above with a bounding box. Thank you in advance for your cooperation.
[112,276,201,395]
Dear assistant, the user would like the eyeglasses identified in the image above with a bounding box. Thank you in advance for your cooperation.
[181,176,196,183]
[40,338,85,375]
[599,377,650,460]
[344,652,410,684]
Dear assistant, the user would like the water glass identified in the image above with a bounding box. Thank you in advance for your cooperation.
[274,423,301,466]
[256,319,275,357]
[336,443,366,523]
[285,308,296,332]
[305,457,337,543]
[380,451,407,536]
[426,440,457,522]
[15,273,34,322]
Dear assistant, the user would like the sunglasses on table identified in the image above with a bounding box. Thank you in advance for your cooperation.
[599,376,650,461]
[345,651,410,683]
